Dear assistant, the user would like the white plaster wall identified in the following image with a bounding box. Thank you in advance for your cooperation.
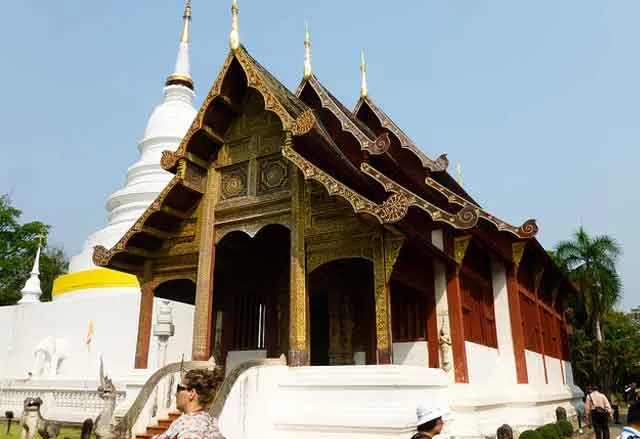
[545,356,564,387]
[490,259,518,385]
[525,350,547,386]
[147,299,195,368]
[225,350,267,374]
[563,360,574,385]
[0,292,194,381]
[465,341,500,384]
[392,341,428,367]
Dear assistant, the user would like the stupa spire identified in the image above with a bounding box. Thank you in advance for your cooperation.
[166,0,194,90]
[230,0,240,51]
[360,49,368,98]
[18,233,44,304]
[303,23,312,79]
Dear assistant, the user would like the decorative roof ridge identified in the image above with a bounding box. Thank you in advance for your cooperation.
[359,162,479,230]
[161,47,321,174]
[354,95,449,173]
[425,176,538,239]
[283,139,477,230]
[93,175,184,268]
[297,75,392,156]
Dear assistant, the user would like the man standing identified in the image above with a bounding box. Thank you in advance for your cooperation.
[412,405,446,438]
[617,402,640,439]
[587,384,613,439]
[626,383,638,405]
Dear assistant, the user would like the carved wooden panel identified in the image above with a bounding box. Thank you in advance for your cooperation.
[220,163,248,200]
[258,133,283,157]
[258,155,289,195]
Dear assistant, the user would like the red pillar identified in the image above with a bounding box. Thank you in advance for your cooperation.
[506,265,528,383]
[134,264,155,369]
[446,267,469,383]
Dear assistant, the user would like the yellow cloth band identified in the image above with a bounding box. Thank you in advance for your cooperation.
[52,268,139,297]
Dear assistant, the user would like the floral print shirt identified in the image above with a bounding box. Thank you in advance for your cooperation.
[153,411,225,439]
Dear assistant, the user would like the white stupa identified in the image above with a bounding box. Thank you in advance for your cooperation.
[18,241,43,304]
[53,2,197,300]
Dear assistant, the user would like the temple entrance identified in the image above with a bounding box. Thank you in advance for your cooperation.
[212,225,290,369]
[308,258,375,365]
[154,279,196,305]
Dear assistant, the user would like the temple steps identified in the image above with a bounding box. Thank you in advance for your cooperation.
[134,411,181,439]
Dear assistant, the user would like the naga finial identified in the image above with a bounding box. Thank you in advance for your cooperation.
[303,23,312,79]
[230,0,240,51]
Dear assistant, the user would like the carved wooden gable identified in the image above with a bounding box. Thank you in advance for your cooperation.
[215,91,290,203]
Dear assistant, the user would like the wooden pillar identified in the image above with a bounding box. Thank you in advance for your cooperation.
[534,268,548,384]
[191,165,220,361]
[445,234,471,383]
[445,267,469,383]
[425,276,439,368]
[134,261,155,369]
[373,233,403,364]
[506,263,529,383]
[288,157,309,366]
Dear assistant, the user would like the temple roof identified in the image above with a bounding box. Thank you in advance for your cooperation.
[93,43,540,273]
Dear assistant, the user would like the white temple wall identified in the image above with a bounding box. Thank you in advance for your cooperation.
[545,356,564,387]
[225,350,267,374]
[525,350,547,386]
[563,360,574,385]
[147,299,195,367]
[465,341,500,384]
[0,292,194,381]
[392,341,429,367]
[490,258,518,385]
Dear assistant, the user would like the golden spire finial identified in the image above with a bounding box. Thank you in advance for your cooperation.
[180,0,191,44]
[360,49,368,98]
[230,0,240,51]
[303,23,312,79]
[456,163,463,187]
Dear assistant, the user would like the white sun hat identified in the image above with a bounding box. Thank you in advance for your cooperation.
[416,404,446,426]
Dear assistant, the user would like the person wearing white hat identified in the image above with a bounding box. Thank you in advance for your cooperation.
[411,404,446,438]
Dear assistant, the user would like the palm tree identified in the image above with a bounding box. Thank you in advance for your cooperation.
[555,226,622,342]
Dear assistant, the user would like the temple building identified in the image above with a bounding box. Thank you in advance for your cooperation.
[0,2,582,437]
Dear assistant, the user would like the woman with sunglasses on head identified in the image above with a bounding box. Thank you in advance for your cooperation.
[153,369,225,439]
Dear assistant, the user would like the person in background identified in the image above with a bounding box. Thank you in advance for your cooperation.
[153,369,225,439]
[412,404,446,438]
[586,384,613,439]
[617,401,640,439]
[626,383,639,405]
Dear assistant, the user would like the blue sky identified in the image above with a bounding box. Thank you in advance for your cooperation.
[0,1,637,309]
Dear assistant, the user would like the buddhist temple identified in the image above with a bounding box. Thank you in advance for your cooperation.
[0,2,583,437]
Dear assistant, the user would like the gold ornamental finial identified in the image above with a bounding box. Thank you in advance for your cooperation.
[230,0,240,51]
[180,0,192,44]
[360,49,368,98]
[303,23,312,79]
[456,163,463,187]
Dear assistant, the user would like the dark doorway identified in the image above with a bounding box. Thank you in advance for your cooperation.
[310,293,329,366]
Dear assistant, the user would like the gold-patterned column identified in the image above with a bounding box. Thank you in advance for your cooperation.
[192,167,221,361]
[373,231,404,364]
[288,136,309,366]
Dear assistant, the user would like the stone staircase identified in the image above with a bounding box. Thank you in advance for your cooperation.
[135,411,180,439]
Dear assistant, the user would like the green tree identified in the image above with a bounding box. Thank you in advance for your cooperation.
[0,195,68,305]
[555,226,622,342]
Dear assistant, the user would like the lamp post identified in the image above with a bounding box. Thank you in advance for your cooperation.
[152,300,175,416]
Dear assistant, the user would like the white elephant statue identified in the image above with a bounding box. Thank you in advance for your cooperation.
[32,336,72,377]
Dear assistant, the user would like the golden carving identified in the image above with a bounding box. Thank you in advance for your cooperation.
[291,110,316,136]
[373,235,391,350]
[453,235,472,265]
[220,164,248,200]
[92,245,111,267]
[384,235,405,280]
[368,132,392,155]
[258,157,289,194]
[161,150,179,171]
[512,242,527,267]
